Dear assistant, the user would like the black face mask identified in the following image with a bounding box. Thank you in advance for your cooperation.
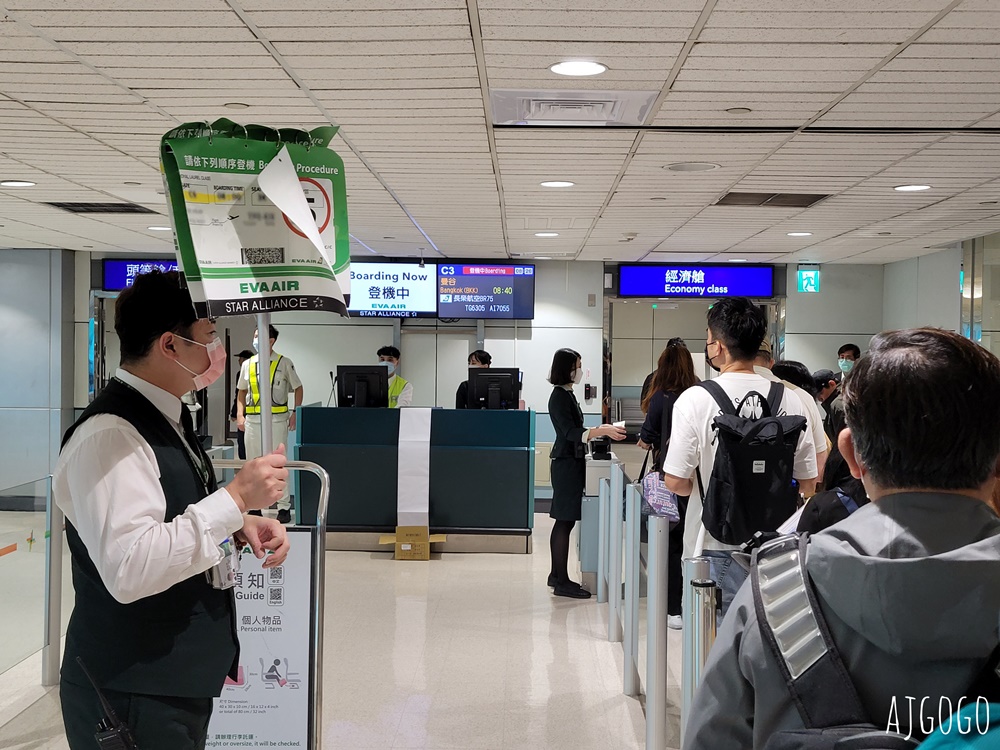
[705,344,721,373]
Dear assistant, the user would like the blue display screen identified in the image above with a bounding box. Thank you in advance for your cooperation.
[618,264,774,298]
[103,259,179,291]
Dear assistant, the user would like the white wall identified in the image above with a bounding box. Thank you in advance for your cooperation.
[882,246,962,333]
[783,264,884,373]
[609,299,709,387]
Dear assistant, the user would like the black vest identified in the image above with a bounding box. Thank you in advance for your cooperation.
[60,378,239,698]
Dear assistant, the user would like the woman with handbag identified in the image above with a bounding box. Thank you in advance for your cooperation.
[637,337,699,628]
[547,348,626,599]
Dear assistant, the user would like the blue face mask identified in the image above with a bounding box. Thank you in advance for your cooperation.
[381,361,396,376]
[838,358,854,374]
[252,338,259,352]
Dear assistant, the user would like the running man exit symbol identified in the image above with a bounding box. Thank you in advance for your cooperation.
[797,269,820,293]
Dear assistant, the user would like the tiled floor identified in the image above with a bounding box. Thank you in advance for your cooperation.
[0,513,682,749]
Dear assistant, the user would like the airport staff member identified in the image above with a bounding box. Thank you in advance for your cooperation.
[378,345,413,407]
[237,325,303,525]
[456,349,492,408]
[54,270,289,750]
[229,348,254,459]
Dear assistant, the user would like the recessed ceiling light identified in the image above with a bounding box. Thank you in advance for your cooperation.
[725,107,752,115]
[787,232,813,237]
[223,102,250,110]
[894,184,931,192]
[729,258,748,263]
[535,256,552,260]
[1,180,35,187]
[147,225,172,231]
[540,181,575,188]
[534,232,559,237]
[124,181,142,186]
[549,61,607,77]
[664,162,720,172]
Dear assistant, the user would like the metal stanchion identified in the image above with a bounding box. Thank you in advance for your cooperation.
[681,556,717,743]
[42,475,62,687]
[597,477,609,604]
[255,312,274,454]
[645,514,670,750]
[622,483,641,696]
[607,459,624,642]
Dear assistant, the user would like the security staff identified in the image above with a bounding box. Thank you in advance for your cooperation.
[230,348,254,459]
[237,325,303,524]
[54,270,289,750]
[378,345,413,408]
[455,349,491,408]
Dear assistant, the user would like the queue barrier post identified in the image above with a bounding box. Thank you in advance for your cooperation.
[645,513,670,749]
[597,477,610,604]
[43,474,61,687]
[680,556,717,745]
[622,482,642,697]
[607,459,624,643]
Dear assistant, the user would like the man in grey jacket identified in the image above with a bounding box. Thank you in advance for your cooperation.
[684,328,1000,749]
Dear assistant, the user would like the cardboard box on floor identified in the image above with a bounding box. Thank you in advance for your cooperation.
[378,526,447,560]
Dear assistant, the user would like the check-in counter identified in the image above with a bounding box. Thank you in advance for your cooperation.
[294,406,536,552]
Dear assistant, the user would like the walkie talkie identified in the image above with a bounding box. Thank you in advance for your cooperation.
[74,657,139,749]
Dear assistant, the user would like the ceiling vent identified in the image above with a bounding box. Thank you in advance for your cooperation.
[46,202,157,214]
[491,89,658,127]
[716,192,829,208]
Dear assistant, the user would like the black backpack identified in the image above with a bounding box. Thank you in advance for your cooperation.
[695,380,807,545]
[752,534,1000,749]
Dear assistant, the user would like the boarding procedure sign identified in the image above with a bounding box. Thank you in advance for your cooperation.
[160,119,350,318]
[206,527,313,749]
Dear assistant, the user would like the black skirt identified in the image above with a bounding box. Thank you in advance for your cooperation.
[550,457,586,521]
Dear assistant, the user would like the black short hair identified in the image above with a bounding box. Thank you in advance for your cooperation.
[268,324,279,341]
[469,349,492,366]
[772,360,818,397]
[548,348,581,386]
[844,328,1000,490]
[115,270,197,365]
[838,343,861,359]
[706,297,766,360]
[377,345,400,359]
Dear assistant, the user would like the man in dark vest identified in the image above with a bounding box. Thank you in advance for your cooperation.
[54,270,290,750]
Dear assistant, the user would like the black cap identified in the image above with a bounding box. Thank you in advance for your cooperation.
[813,369,837,390]
[235,349,255,359]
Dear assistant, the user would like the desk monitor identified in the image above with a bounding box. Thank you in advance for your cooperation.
[467,368,521,410]
[336,365,389,408]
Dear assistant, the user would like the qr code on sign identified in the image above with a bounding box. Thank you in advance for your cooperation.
[268,587,283,606]
[242,247,285,265]
[268,566,284,585]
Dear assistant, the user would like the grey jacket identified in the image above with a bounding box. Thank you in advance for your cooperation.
[683,492,1000,749]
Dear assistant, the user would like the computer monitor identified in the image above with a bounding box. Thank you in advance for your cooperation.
[336,365,389,408]
[467,368,521,410]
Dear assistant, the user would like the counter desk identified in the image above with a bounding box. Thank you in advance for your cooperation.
[294,406,536,553]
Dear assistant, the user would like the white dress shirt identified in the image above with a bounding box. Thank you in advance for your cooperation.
[53,369,245,604]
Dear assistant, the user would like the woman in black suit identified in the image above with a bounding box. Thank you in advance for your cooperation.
[547,348,625,599]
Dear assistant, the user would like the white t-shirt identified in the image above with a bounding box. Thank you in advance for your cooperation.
[754,366,830,456]
[663,371,818,556]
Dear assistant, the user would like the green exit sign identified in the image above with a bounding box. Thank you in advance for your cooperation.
[797,268,820,293]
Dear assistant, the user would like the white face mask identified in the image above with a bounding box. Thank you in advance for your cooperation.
[572,369,583,384]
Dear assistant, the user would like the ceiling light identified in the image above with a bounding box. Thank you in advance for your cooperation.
[664,162,720,172]
[725,107,752,115]
[147,225,172,231]
[535,256,552,260]
[223,102,250,110]
[729,258,748,263]
[894,184,931,192]
[549,61,607,77]
[787,232,813,237]
[540,181,575,188]
[534,232,559,237]
[1,180,35,187]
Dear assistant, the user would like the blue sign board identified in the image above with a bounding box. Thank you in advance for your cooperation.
[618,264,774,299]
[103,259,179,291]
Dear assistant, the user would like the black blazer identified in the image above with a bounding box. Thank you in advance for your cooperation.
[456,380,469,409]
[549,386,587,459]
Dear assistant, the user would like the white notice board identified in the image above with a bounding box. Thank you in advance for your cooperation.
[207,526,314,748]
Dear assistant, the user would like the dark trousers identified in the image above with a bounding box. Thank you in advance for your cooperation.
[61,679,213,750]
[667,494,689,616]
[236,429,246,460]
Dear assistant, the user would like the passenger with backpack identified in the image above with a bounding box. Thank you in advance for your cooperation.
[663,297,818,619]
[683,328,1000,750]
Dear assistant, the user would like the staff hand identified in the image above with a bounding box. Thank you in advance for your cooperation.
[229,444,288,511]
[594,424,627,441]
[238,514,290,568]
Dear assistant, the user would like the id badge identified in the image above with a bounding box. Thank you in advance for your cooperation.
[207,539,241,590]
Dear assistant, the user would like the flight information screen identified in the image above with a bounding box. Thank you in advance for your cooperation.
[437,264,535,319]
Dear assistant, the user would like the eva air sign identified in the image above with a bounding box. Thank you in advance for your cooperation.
[160,118,351,318]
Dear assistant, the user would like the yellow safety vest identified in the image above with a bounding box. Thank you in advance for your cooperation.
[388,375,409,409]
[246,356,287,414]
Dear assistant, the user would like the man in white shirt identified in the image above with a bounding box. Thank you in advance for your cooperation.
[377,345,414,408]
[663,297,817,619]
[753,338,828,484]
[55,270,289,750]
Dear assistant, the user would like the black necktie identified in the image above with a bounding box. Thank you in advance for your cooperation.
[179,406,210,487]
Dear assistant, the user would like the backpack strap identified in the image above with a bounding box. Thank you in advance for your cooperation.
[765,381,785,419]
[835,489,860,515]
[698,379,737,416]
[751,533,870,729]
